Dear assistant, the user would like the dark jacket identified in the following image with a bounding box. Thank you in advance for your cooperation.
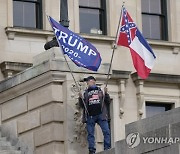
[79,87,111,123]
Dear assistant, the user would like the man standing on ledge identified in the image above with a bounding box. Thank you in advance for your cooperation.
[79,76,111,154]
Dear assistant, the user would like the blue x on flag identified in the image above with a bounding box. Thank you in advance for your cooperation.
[48,16,102,71]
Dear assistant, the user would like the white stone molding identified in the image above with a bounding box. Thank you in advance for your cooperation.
[110,70,131,119]
[131,73,145,119]
[136,80,145,119]
[118,79,126,119]
[5,27,54,40]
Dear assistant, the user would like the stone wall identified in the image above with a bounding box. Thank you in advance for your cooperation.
[97,107,180,154]
[0,52,66,153]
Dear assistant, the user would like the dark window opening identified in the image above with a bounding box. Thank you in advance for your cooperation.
[79,0,107,35]
[13,0,42,29]
[141,0,168,40]
[146,102,173,117]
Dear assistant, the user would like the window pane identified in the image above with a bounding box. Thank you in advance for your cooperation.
[79,8,101,33]
[24,2,36,28]
[146,105,166,117]
[79,0,101,8]
[142,0,161,14]
[149,0,161,14]
[151,16,162,39]
[141,0,149,12]
[13,1,24,27]
[22,0,37,1]
[142,14,162,39]
[13,1,36,28]
[146,102,172,118]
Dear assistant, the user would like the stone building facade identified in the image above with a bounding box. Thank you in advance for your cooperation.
[0,0,180,153]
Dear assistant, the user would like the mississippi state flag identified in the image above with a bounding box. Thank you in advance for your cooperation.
[117,7,156,79]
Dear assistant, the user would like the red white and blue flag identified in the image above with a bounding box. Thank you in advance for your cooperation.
[117,7,156,79]
[48,16,102,72]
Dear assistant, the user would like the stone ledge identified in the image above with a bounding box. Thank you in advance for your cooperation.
[80,33,115,43]
[0,61,32,78]
[5,27,180,48]
[0,70,65,104]
[0,59,66,93]
[148,39,180,48]
[96,148,115,154]
[5,27,115,44]
[5,27,54,40]
[131,72,180,84]
[111,70,131,80]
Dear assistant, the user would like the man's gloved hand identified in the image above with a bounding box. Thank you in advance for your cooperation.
[104,87,108,94]
[79,92,83,98]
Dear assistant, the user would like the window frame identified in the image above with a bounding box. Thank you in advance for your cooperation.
[141,0,168,40]
[145,101,174,117]
[79,0,107,35]
[13,0,43,29]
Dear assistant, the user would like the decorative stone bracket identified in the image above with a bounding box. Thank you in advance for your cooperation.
[173,47,180,54]
[118,79,126,119]
[110,70,131,119]
[136,80,145,119]
[131,73,145,119]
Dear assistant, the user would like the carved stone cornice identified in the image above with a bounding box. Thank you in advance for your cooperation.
[131,72,180,84]
[110,70,131,80]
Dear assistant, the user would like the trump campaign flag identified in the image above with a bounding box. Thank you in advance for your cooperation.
[48,16,102,71]
[117,7,156,79]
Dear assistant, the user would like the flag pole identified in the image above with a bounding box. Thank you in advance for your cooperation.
[101,3,124,111]
[101,1,125,110]
[105,3,125,87]
[60,47,90,116]
[47,16,89,115]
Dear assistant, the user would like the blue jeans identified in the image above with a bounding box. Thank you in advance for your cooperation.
[86,114,111,152]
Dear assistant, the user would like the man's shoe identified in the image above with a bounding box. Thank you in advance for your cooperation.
[89,151,95,154]
[105,148,111,151]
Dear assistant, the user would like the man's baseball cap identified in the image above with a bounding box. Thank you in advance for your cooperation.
[84,76,96,82]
